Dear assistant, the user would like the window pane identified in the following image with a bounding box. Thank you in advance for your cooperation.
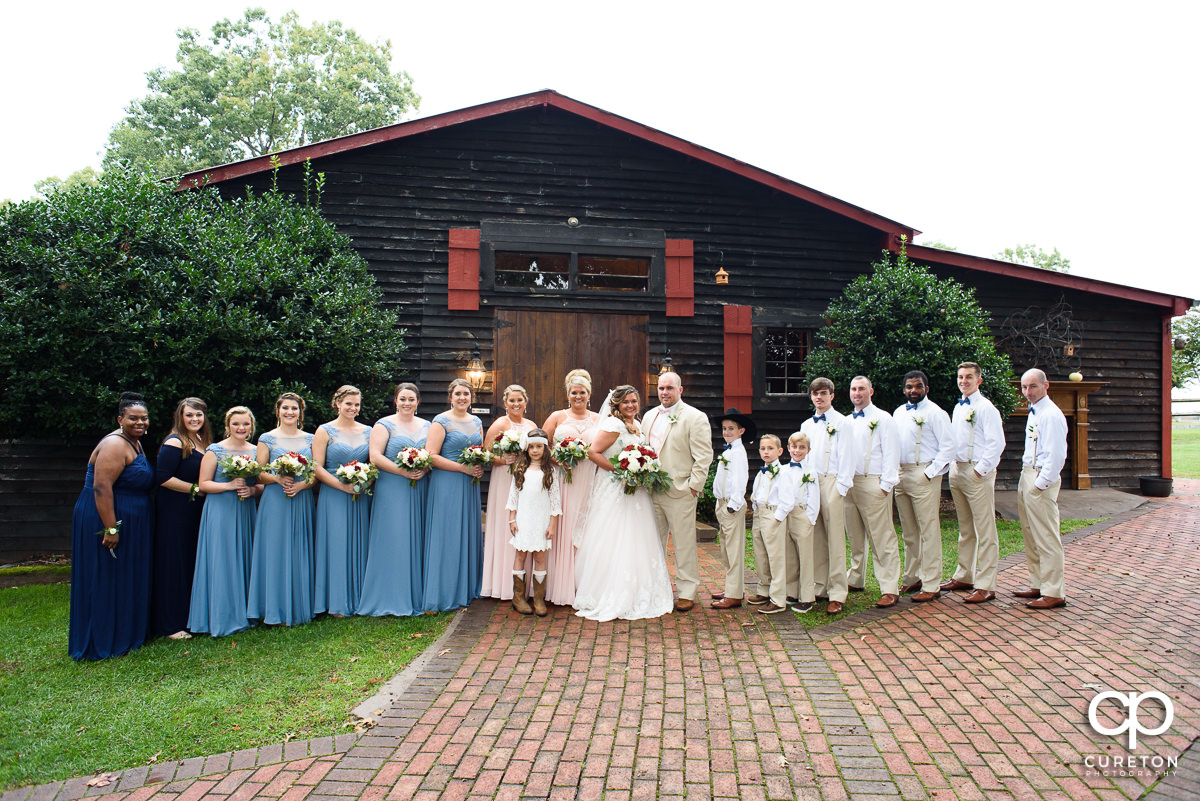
[495,252,569,290]
[763,327,812,396]
[578,255,649,291]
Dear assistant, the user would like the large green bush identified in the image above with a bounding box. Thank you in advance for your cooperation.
[0,168,406,439]
[804,243,1017,416]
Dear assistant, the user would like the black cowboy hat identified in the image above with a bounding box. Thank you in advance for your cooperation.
[717,408,757,446]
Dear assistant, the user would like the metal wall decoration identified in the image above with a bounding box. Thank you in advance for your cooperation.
[998,296,1083,375]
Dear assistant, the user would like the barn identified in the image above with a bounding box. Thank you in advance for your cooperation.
[1,90,1189,559]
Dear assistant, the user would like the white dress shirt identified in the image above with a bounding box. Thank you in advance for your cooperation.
[799,408,858,497]
[847,404,900,492]
[1023,396,1068,490]
[751,461,784,508]
[775,460,821,524]
[647,402,678,452]
[950,390,1005,476]
[713,439,750,512]
[893,397,954,478]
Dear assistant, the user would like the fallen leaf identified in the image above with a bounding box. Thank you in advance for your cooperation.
[231,725,240,730]
[349,656,361,662]
[438,649,450,656]
[86,773,118,787]
[147,751,162,764]
[410,633,423,639]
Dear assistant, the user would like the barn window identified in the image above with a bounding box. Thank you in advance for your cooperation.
[763,328,813,395]
[492,250,650,292]
[494,252,570,289]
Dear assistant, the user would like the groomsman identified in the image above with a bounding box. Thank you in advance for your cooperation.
[892,371,954,602]
[799,378,857,615]
[844,376,902,608]
[1016,368,1068,609]
[941,362,1005,603]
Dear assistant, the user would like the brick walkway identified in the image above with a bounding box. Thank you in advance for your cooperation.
[6,484,1199,801]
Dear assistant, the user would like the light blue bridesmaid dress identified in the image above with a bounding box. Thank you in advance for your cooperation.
[248,430,316,625]
[188,442,256,638]
[314,422,371,616]
[422,413,484,612]
[357,418,431,616]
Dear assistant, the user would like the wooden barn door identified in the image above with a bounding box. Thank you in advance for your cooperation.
[494,311,648,425]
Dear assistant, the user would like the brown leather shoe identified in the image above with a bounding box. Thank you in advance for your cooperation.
[711,597,742,609]
[826,601,844,614]
[746,594,770,605]
[756,602,785,614]
[899,582,921,595]
[875,594,899,608]
[1026,596,1067,609]
[1011,588,1041,599]
[963,589,996,604]
[710,590,725,600]
[675,598,695,612]
[940,579,974,592]
[848,585,865,593]
[911,591,941,602]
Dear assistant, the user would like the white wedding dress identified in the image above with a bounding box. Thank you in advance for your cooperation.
[573,416,674,621]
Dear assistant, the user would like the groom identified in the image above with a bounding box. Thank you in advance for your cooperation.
[644,372,714,612]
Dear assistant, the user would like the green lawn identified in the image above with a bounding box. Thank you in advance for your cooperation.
[0,580,450,790]
[1174,425,1200,479]
[733,516,1101,629]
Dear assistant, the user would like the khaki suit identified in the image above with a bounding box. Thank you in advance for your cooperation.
[644,401,714,601]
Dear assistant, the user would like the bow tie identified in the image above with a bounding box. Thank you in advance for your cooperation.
[812,414,826,423]
[958,397,971,406]
[760,465,773,474]
[905,402,919,411]
[1029,407,1037,416]
[723,443,733,451]
[789,462,804,469]
[852,410,865,419]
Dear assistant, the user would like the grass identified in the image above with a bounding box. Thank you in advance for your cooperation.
[1173,424,1200,479]
[733,516,1102,630]
[0,581,451,790]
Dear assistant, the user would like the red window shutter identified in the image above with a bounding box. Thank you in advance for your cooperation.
[447,229,480,311]
[664,238,694,317]
[723,305,753,412]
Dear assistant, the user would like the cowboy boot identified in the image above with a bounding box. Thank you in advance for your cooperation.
[512,574,533,615]
[532,576,548,617]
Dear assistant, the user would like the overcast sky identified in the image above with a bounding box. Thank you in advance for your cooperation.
[5,1,1198,301]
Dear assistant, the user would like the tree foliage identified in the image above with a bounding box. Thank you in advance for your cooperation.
[1173,309,1200,389]
[0,168,407,440]
[994,244,1071,273]
[34,167,100,198]
[804,243,1018,416]
[103,8,420,177]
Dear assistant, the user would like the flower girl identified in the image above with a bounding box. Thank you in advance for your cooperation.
[505,429,562,616]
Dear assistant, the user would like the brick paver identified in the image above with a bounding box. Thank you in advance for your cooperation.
[6,484,1200,801]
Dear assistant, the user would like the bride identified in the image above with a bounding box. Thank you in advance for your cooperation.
[573,385,674,621]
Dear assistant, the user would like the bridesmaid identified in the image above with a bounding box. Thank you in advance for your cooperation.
[312,385,372,617]
[481,384,536,600]
[188,407,260,638]
[152,397,212,640]
[69,392,155,661]
[359,383,430,616]
[541,368,600,606]
[423,379,485,612]
[248,392,316,626]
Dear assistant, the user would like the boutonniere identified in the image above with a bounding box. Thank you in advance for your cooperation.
[1027,424,1038,441]
[868,419,879,432]
[826,423,837,436]
[965,409,976,425]
[667,413,679,425]
[718,452,730,467]
[913,416,925,427]
[767,463,779,478]
[801,472,815,485]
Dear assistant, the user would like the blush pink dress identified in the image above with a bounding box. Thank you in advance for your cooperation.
[480,417,537,599]
[544,412,599,606]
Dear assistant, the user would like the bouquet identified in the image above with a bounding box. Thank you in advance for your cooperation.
[457,446,495,484]
[217,454,263,501]
[335,460,379,500]
[551,436,590,483]
[394,447,433,487]
[492,429,526,472]
[269,451,314,483]
[608,444,673,496]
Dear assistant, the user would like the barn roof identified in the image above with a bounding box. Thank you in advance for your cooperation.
[178,89,1192,315]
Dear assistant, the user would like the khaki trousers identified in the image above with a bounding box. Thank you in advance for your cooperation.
[895,464,944,593]
[715,503,747,600]
[785,508,816,603]
[653,489,700,600]
[1017,466,1064,598]
[811,475,849,603]
[752,506,787,606]
[948,461,999,591]
[845,475,900,595]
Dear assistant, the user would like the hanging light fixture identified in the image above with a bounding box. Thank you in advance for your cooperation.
[465,346,487,391]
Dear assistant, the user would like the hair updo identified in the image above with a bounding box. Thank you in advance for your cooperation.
[274,392,307,428]
[117,392,147,417]
[330,385,362,409]
[564,368,592,395]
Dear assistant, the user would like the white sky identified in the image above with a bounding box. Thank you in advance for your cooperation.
[4,1,1198,300]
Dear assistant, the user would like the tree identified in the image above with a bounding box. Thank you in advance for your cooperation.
[1173,309,1200,389]
[103,8,420,177]
[0,167,407,439]
[33,166,100,197]
[994,244,1071,273]
[916,239,957,252]
[804,242,1018,416]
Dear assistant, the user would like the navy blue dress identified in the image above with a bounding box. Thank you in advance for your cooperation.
[248,430,316,625]
[151,436,205,636]
[69,435,155,661]
[358,418,430,616]
[188,442,256,637]
[422,413,484,612]
[314,422,371,616]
